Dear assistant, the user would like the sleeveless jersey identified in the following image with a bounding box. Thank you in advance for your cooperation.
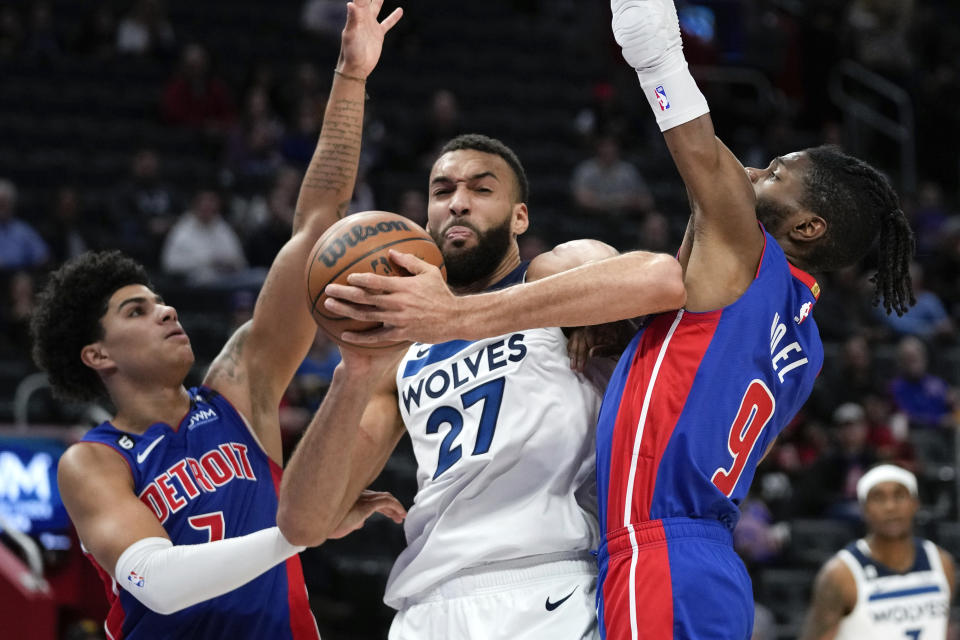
[384,262,603,609]
[79,386,318,640]
[597,230,823,540]
[836,538,950,639]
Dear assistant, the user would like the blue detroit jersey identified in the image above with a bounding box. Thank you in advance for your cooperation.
[79,386,317,640]
[595,230,823,638]
[597,230,823,533]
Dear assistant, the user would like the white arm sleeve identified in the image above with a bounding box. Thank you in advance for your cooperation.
[611,0,709,131]
[114,527,305,615]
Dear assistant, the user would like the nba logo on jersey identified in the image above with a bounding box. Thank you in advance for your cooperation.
[655,85,670,111]
[128,570,145,588]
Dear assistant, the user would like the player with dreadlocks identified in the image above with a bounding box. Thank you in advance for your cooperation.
[586,1,918,637]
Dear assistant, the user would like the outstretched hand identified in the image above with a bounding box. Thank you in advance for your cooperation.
[329,490,406,539]
[323,249,462,346]
[338,0,403,79]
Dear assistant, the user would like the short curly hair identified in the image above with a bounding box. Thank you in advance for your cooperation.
[30,251,152,402]
[439,134,529,204]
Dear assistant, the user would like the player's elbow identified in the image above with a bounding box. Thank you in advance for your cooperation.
[642,254,686,311]
[276,509,328,548]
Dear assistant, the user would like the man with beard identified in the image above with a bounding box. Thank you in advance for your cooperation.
[279,132,687,639]
[801,465,955,639]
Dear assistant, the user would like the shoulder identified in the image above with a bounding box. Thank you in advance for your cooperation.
[816,554,858,602]
[526,239,619,282]
[59,441,133,491]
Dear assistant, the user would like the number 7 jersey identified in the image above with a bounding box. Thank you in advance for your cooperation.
[597,230,824,536]
[384,263,603,609]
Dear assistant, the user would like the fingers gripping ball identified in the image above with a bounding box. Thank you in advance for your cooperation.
[305,211,446,348]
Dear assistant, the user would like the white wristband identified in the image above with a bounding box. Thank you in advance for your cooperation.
[114,528,305,615]
[637,62,710,132]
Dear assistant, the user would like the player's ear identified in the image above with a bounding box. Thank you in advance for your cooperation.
[789,210,826,244]
[81,342,113,372]
[511,202,529,235]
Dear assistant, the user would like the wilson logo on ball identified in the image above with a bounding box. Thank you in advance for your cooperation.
[319,220,413,267]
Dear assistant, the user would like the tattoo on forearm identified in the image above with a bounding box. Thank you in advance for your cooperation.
[302,98,363,196]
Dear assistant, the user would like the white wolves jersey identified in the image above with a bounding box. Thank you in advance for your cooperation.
[384,263,602,609]
[835,538,950,640]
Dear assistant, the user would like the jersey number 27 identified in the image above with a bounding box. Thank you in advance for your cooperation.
[427,377,506,479]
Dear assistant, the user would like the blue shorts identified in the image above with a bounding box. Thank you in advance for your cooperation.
[597,518,753,639]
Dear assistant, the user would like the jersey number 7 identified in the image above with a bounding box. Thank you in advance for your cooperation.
[711,379,775,497]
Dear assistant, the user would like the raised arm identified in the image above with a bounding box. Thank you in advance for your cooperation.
[323,240,685,346]
[799,556,857,640]
[611,0,763,310]
[204,0,403,459]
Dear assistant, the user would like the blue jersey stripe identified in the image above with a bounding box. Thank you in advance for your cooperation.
[868,584,942,601]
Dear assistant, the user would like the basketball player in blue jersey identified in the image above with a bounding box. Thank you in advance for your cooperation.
[801,465,955,639]
[28,2,405,638]
[321,1,918,638]
[280,130,688,638]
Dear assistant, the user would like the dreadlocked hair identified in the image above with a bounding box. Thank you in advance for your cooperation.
[30,250,152,402]
[800,145,915,316]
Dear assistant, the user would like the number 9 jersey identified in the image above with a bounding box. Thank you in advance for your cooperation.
[384,263,603,610]
[595,231,824,639]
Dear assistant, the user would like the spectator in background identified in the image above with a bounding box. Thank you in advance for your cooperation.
[847,0,915,81]
[876,262,954,341]
[224,86,285,187]
[39,186,97,263]
[0,178,50,270]
[910,181,951,257]
[571,134,653,222]
[0,271,36,357]
[71,5,116,59]
[636,210,673,253]
[161,43,235,132]
[794,403,877,520]
[0,6,24,58]
[927,216,960,320]
[280,97,324,168]
[889,335,956,430]
[161,187,248,286]
[24,2,60,62]
[411,89,462,169]
[395,187,427,228]
[245,175,299,268]
[111,148,180,267]
[116,0,175,58]
[813,333,887,417]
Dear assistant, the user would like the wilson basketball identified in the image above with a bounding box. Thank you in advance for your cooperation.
[305,211,446,348]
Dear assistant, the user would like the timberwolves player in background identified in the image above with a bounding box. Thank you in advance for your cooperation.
[801,465,955,640]
[29,2,404,638]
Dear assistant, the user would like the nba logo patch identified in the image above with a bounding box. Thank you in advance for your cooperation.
[128,571,145,588]
[655,85,670,111]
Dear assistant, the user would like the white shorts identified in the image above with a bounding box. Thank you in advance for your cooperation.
[388,552,599,640]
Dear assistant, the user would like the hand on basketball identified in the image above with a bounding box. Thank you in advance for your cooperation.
[337,0,403,79]
[323,249,461,346]
[329,490,406,539]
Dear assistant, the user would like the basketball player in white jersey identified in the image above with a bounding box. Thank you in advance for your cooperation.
[800,464,956,639]
[281,130,686,637]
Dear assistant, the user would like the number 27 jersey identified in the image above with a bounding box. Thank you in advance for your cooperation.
[384,263,603,609]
